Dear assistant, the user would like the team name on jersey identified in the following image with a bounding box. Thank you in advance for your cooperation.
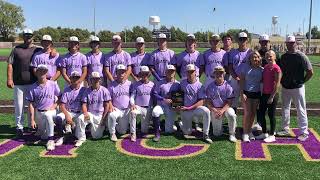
[66,64,82,69]
[113,91,130,98]
[35,94,53,101]
[155,59,169,65]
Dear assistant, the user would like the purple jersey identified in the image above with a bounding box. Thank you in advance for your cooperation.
[176,50,204,79]
[61,52,88,77]
[86,51,104,78]
[60,86,86,112]
[30,51,60,79]
[180,79,206,107]
[130,52,151,76]
[104,50,132,78]
[206,80,234,108]
[108,80,131,109]
[130,80,154,107]
[203,49,226,77]
[229,48,252,76]
[81,86,111,114]
[150,49,176,78]
[26,80,60,110]
[154,79,180,106]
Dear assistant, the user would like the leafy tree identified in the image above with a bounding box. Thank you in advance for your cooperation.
[97,30,114,42]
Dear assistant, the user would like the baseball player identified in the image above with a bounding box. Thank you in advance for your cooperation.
[104,35,132,83]
[130,37,151,82]
[149,33,177,81]
[178,64,212,144]
[55,71,86,146]
[129,66,155,142]
[26,64,60,151]
[221,33,236,81]
[152,65,180,142]
[228,32,253,112]
[30,35,60,81]
[107,64,132,142]
[203,34,226,88]
[60,36,88,87]
[206,66,237,143]
[75,72,111,147]
[86,36,104,86]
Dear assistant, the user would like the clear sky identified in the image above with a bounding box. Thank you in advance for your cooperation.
[7,0,320,36]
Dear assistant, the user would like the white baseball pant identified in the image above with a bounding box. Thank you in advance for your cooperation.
[14,85,32,130]
[211,107,237,136]
[152,105,177,133]
[76,112,105,141]
[108,108,130,135]
[56,111,81,126]
[180,106,211,136]
[229,77,240,108]
[130,106,152,134]
[281,85,309,135]
[35,109,57,140]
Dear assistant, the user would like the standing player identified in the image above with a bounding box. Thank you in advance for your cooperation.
[7,29,42,136]
[228,32,253,112]
[179,64,212,144]
[55,71,86,146]
[149,33,176,81]
[277,36,313,141]
[75,72,111,147]
[221,34,236,81]
[130,37,151,81]
[206,66,237,142]
[176,34,204,80]
[258,34,280,66]
[26,65,60,150]
[129,66,154,141]
[61,36,87,87]
[107,64,132,142]
[152,65,180,142]
[86,36,104,85]
[104,35,132,83]
[31,35,60,81]
[203,34,226,88]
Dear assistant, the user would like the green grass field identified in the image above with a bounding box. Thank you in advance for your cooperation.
[0,114,320,179]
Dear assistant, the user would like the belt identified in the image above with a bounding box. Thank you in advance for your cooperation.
[140,106,149,108]
[37,109,48,112]
[70,110,81,113]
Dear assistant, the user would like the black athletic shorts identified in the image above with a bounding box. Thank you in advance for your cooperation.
[243,91,261,99]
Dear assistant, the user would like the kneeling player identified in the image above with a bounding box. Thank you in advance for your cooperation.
[108,64,132,142]
[179,64,212,144]
[152,65,180,142]
[129,66,154,141]
[75,72,111,147]
[26,65,61,151]
[206,66,237,143]
[55,71,86,146]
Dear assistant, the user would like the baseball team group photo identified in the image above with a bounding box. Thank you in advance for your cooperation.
[0,0,320,179]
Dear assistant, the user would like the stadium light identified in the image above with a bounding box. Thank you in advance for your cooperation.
[93,0,96,35]
[307,0,313,53]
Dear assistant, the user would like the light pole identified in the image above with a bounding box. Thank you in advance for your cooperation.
[93,0,96,35]
[307,0,313,53]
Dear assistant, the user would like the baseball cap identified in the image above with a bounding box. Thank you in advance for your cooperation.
[213,66,225,73]
[186,64,196,71]
[90,36,100,42]
[136,37,145,43]
[140,66,150,73]
[187,34,196,40]
[211,34,220,40]
[69,36,79,42]
[112,35,122,42]
[23,28,33,35]
[157,33,167,39]
[42,35,52,41]
[166,64,176,71]
[37,64,48,71]
[116,64,127,71]
[259,34,269,41]
[70,71,81,77]
[286,35,296,43]
[238,32,248,38]
[90,72,100,79]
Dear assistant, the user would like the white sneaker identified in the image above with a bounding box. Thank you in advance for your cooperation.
[242,134,250,142]
[46,140,55,151]
[229,135,237,143]
[111,134,118,142]
[277,130,290,136]
[195,124,203,132]
[75,140,85,147]
[297,134,309,142]
[255,133,268,140]
[203,135,213,144]
[249,133,256,140]
[55,137,64,146]
[252,123,262,131]
[172,125,178,132]
[130,133,136,142]
[65,124,72,134]
[264,135,276,143]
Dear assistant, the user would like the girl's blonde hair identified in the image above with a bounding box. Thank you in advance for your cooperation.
[248,50,262,66]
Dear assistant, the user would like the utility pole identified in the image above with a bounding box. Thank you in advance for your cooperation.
[307,0,313,53]
[93,0,96,35]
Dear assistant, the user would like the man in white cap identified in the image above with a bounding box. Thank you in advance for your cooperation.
[149,33,176,81]
[258,34,280,66]
[277,35,313,141]
[86,36,105,85]
[7,28,43,137]
[104,35,132,84]
[129,66,155,141]
[107,64,132,142]
[130,37,151,81]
